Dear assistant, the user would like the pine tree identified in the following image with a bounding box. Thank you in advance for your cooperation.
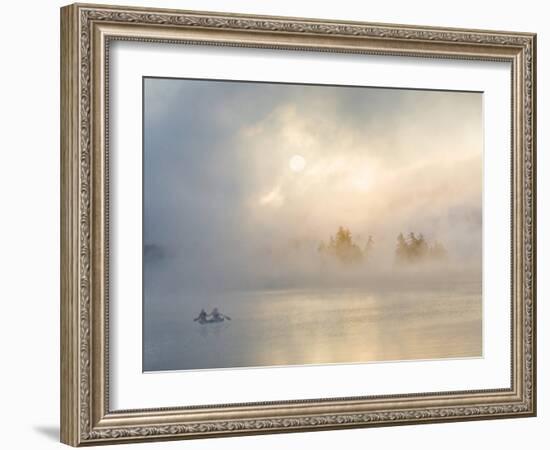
[396,233,408,263]
[364,235,374,258]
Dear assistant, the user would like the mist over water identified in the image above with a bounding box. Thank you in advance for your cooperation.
[144,251,482,371]
[144,272,481,371]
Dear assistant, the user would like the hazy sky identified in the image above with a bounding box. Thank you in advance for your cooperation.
[143,78,482,291]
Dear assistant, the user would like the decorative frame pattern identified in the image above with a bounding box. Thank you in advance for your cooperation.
[60,3,536,446]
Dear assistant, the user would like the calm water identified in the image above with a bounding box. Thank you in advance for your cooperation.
[143,281,482,371]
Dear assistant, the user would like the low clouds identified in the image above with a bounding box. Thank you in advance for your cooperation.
[144,78,482,290]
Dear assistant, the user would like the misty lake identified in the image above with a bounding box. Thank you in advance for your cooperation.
[143,280,482,372]
[142,78,484,373]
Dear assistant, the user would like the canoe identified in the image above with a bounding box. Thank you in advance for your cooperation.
[196,316,226,324]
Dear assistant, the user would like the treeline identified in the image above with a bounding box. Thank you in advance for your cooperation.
[395,232,447,264]
[318,226,373,264]
[318,226,447,265]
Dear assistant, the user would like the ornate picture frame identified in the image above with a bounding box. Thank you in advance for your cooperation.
[60,3,536,446]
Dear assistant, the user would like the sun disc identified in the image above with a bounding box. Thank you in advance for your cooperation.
[289,154,306,172]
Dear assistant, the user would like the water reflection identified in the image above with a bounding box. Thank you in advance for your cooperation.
[144,284,481,371]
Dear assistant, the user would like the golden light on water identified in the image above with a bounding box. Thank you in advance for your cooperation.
[289,154,306,172]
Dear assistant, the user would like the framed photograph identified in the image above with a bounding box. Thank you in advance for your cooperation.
[60,3,537,446]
